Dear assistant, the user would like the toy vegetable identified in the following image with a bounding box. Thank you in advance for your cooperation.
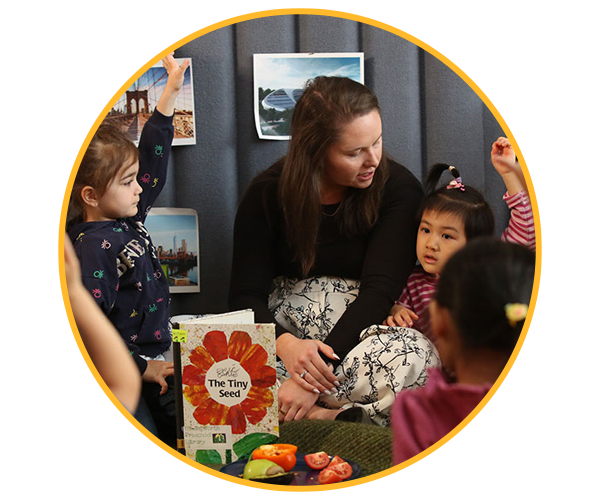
[242,459,294,485]
[251,444,298,472]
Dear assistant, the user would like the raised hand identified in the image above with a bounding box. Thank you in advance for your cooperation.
[491,137,527,195]
[491,137,517,176]
[156,52,190,117]
[162,52,190,94]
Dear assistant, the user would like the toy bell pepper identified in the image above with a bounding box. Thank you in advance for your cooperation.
[251,444,298,472]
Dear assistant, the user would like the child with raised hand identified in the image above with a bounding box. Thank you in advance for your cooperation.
[67,53,190,446]
[384,137,535,338]
[62,238,141,488]
[391,238,535,464]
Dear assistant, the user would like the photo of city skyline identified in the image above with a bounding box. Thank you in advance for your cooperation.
[145,208,200,293]
[79,59,196,146]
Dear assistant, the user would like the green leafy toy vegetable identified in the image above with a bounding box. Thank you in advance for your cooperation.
[233,432,278,460]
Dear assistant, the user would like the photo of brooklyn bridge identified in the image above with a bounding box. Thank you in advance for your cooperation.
[103,59,196,146]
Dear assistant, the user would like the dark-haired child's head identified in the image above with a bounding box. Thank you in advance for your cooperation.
[430,238,535,372]
[416,164,495,275]
[67,124,140,229]
[435,238,535,348]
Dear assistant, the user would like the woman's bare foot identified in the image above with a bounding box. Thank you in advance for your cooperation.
[305,405,343,421]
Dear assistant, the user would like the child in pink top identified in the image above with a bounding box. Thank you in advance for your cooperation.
[384,137,535,339]
[391,238,535,464]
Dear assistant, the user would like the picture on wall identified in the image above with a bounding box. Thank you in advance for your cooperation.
[145,207,200,293]
[102,58,196,146]
[253,53,364,140]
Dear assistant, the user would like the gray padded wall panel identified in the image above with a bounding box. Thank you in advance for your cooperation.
[362,25,422,178]
[167,26,239,315]
[423,51,486,185]
[299,15,360,52]
[234,16,295,190]
[478,13,518,233]
[161,14,508,316]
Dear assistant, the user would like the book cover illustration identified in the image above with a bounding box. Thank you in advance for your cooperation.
[179,313,278,464]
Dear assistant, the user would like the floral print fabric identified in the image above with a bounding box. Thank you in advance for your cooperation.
[269,276,440,425]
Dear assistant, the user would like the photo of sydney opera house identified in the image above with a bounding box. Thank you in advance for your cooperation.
[254,53,363,139]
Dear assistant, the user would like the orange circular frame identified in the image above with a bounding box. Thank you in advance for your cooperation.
[58,9,542,491]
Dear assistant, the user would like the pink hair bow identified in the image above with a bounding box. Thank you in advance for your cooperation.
[446,177,466,191]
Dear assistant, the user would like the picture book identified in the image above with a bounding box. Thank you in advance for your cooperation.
[177,310,278,464]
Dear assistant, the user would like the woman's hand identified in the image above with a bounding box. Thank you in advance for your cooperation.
[383,304,418,328]
[277,333,340,394]
[278,378,320,422]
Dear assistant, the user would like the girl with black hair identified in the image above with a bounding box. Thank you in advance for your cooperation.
[384,137,535,339]
[391,238,535,464]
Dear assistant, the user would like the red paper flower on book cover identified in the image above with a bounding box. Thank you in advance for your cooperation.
[182,330,276,434]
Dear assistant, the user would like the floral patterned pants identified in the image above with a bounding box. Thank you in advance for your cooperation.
[268,276,440,426]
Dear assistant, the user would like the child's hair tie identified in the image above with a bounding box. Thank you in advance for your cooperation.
[504,303,528,327]
[446,165,466,191]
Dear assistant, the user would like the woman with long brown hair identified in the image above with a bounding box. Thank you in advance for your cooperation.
[229,76,439,425]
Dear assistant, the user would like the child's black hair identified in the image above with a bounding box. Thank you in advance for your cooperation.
[435,237,535,353]
[418,163,495,240]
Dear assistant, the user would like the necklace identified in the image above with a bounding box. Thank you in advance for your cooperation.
[322,203,342,217]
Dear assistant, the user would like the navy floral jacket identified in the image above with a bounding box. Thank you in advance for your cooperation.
[69,110,174,374]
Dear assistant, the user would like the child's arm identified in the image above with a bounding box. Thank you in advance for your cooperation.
[135,54,189,220]
[384,303,419,328]
[383,284,419,328]
[492,137,536,250]
[65,238,141,413]
[142,360,174,396]
[156,53,190,117]
[491,137,528,196]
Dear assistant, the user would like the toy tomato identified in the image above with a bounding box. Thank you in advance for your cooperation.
[328,462,352,480]
[329,455,345,467]
[305,452,330,470]
[252,444,298,472]
[318,468,343,484]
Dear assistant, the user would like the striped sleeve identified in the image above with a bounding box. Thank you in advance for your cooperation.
[398,268,437,339]
[501,191,536,251]
[407,273,436,320]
